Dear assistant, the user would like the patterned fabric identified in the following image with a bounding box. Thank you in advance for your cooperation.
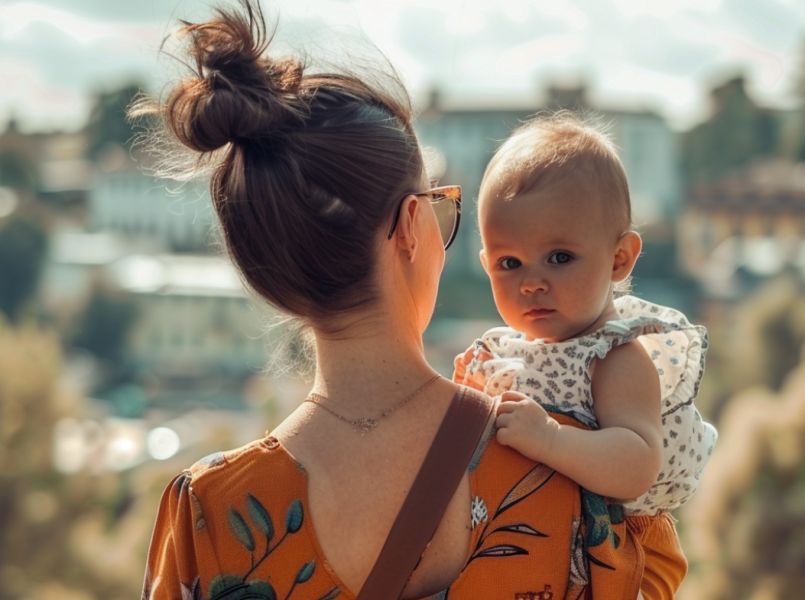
[142,410,644,599]
[458,295,718,515]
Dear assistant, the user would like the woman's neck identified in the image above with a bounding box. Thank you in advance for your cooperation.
[310,311,440,413]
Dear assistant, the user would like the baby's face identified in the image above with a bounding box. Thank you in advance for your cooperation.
[479,176,623,342]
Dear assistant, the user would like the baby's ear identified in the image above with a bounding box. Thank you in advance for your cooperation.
[479,249,490,275]
[612,231,642,282]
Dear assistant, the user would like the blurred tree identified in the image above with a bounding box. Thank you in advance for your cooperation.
[0,149,39,191]
[794,38,805,161]
[733,276,805,393]
[680,362,805,600]
[0,118,40,193]
[0,319,144,598]
[71,285,140,379]
[0,213,48,322]
[677,275,805,599]
[85,83,145,161]
[683,75,779,184]
[0,317,248,598]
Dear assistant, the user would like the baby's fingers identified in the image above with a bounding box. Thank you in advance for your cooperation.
[496,392,531,415]
[495,412,514,429]
[501,390,529,403]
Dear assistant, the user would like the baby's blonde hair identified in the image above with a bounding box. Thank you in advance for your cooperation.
[480,111,632,234]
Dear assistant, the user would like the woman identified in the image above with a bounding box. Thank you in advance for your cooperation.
[139,2,643,598]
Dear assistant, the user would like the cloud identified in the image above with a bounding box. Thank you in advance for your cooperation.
[27,0,200,23]
[0,3,171,128]
[1,0,802,132]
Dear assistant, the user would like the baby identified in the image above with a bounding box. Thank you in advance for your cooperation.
[454,113,717,600]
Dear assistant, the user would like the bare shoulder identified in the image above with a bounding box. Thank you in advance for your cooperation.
[593,340,658,391]
[592,340,661,430]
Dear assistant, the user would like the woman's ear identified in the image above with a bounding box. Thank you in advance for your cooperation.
[612,230,642,282]
[395,195,420,262]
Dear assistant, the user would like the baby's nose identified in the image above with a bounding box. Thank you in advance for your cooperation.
[520,275,548,295]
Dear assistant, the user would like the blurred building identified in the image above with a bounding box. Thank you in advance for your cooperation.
[40,230,160,318]
[41,228,271,408]
[89,159,217,252]
[117,253,267,380]
[682,74,795,186]
[678,159,805,298]
[0,117,92,214]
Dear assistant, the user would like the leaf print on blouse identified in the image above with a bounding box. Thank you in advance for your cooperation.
[467,463,554,564]
[470,496,488,529]
[204,495,339,600]
[580,489,625,570]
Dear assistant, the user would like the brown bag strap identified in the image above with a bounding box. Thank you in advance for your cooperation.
[357,387,493,600]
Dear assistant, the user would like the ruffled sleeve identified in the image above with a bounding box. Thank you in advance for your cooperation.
[142,470,209,599]
[587,296,708,410]
[591,296,718,512]
[586,296,708,411]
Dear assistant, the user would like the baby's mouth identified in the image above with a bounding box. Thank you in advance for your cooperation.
[524,308,555,319]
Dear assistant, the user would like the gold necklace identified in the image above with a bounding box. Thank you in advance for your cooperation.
[304,373,442,433]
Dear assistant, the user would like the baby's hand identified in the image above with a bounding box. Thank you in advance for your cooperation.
[495,391,558,463]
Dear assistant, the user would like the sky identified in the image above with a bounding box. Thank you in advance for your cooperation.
[0,0,803,133]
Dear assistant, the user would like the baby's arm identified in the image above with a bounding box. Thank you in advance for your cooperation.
[496,341,663,500]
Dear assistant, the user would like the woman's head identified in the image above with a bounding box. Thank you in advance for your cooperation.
[133,0,434,331]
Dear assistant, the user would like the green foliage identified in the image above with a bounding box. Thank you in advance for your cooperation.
[735,276,805,392]
[0,213,48,322]
[0,150,39,190]
[680,364,805,600]
[682,76,780,184]
[85,83,145,160]
[71,285,139,364]
[0,321,145,598]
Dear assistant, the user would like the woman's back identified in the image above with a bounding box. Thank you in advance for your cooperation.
[144,391,642,599]
[274,382,472,597]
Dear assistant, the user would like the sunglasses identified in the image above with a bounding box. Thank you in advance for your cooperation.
[386,185,462,250]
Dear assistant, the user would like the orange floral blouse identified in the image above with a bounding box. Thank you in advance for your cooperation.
[142,413,644,599]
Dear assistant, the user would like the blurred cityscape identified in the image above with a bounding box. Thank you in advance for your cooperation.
[1,62,805,599]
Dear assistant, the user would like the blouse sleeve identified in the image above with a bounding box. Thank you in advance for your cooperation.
[142,471,204,600]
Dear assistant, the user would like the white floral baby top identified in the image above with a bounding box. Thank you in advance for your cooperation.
[463,295,718,515]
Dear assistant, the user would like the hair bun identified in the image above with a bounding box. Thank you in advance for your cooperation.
[165,2,304,152]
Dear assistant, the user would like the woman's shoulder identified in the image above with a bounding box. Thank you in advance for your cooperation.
[455,424,587,598]
[456,415,642,599]
[179,436,307,501]
[144,436,319,599]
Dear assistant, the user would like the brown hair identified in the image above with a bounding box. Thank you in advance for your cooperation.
[131,0,423,327]
[481,111,632,232]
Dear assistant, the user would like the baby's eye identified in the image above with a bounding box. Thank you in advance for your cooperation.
[547,251,574,265]
[498,257,522,270]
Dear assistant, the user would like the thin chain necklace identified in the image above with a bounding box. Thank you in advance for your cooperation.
[304,373,441,433]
